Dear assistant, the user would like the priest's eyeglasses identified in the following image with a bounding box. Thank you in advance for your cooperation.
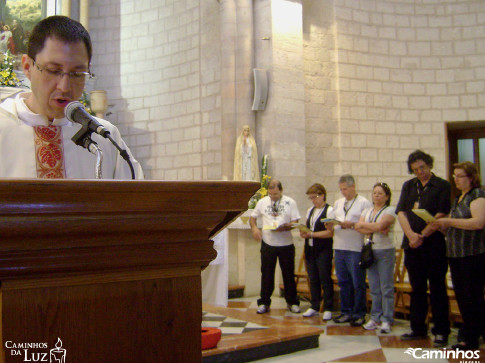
[33,60,94,84]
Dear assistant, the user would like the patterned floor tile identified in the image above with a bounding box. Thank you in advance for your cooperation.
[204,296,485,363]
[202,311,268,336]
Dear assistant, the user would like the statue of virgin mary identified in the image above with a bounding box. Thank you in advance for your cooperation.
[233,125,259,181]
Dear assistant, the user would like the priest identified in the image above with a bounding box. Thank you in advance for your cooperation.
[0,15,143,179]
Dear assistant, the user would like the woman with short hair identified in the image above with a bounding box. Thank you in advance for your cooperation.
[300,183,334,320]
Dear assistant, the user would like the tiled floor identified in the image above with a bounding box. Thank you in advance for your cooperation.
[203,296,485,363]
[203,311,269,335]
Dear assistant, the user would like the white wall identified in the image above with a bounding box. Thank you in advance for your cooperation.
[89,0,222,180]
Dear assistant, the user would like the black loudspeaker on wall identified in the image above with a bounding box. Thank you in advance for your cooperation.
[252,69,268,111]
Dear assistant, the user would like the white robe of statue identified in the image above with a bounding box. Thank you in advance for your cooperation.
[233,125,259,182]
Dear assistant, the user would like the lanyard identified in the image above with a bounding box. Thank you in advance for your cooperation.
[367,206,386,223]
[310,208,321,230]
[416,181,429,206]
[344,195,357,217]
[310,204,327,231]
[367,206,387,240]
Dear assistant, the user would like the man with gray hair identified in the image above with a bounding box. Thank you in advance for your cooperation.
[326,175,372,326]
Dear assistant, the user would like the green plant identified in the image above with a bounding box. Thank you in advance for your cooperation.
[248,155,270,209]
[0,51,21,87]
[79,91,96,116]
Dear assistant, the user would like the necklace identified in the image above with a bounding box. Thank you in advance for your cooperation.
[310,205,324,230]
[271,199,281,217]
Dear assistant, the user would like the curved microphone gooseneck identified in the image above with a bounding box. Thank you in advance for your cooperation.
[65,101,136,179]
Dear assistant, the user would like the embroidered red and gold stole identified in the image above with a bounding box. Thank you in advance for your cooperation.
[33,125,66,178]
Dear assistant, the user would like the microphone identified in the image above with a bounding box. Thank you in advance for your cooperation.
[65,101,110,138]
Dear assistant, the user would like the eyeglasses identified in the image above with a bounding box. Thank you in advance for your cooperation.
[33,60,94,85]
[452,174,468,179]
[308,195,320,200]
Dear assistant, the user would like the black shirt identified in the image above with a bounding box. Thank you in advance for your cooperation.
[395,173,451,249]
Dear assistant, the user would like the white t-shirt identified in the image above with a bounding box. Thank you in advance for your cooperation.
[329,195,372,252]
[361,206,396,249]
[251,195,301,246]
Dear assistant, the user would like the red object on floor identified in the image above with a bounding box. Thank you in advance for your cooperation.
[201,327,222,350]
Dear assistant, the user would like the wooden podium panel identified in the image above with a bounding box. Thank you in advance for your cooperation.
[0,180,259,363]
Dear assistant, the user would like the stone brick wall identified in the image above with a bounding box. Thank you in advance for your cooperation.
[302,0,340,205]
[261,0,307,203]
[89,0,222,180]
[301,0,485,208]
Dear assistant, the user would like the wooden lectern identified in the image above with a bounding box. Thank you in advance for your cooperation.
[0,179,258,363]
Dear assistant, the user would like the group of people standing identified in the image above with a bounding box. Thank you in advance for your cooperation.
[249,149,484,351]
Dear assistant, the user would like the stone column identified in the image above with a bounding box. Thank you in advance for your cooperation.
[220,0,255,180]
[80,0,89,30]
[255,0,306,204]
[61,0,71,17]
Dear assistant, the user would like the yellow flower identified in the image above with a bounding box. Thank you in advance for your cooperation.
[0,51,21,87]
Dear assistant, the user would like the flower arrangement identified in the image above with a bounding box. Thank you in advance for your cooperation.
[248,154,270,209]
[79,91,96,116]
[0,51,22,87]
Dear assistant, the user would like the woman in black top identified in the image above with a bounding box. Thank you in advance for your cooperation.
[433,161,485,350]
[300,183,334,320]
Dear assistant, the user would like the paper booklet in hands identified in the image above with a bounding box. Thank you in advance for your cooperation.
[411,209,436,223]
[321,218,342,225]
[263,222,311,232]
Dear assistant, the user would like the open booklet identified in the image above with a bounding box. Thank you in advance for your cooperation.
[320,218,342,225]
[263,222,287,231]
[290,223,311,233]
[263,222,311,232]
[411,209,436,223]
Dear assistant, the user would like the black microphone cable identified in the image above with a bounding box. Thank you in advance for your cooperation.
[106,134,136,180]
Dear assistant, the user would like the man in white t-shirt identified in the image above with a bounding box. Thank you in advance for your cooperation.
[326,175,372,326]
[250,179,301,314]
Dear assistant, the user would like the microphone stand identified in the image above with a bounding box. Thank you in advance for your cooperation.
[67,103,136,179]
[90,140,103,179]
[71,124,103,179]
